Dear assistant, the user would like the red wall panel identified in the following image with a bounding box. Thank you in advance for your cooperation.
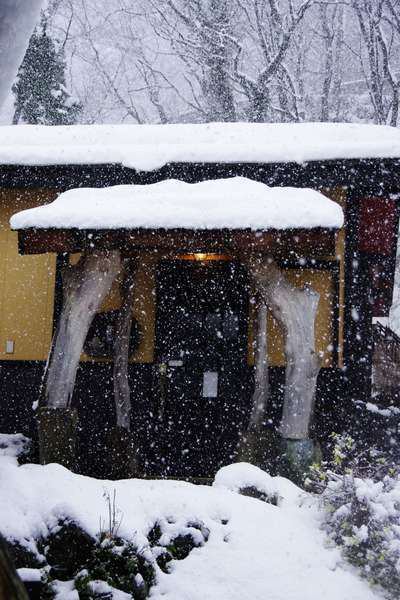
[358,197,397,256]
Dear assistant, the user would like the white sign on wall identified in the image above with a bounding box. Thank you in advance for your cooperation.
[202,371,218,398]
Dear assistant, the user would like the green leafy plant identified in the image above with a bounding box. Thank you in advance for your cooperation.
[7,491,210,598]
[306,433,400,598]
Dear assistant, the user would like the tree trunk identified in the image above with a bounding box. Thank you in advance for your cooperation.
[247,256,320,440]
[237,300,271,464]
[249,301,269,430]
[12,107,21,125]
[45,250,121,409]
[109,257,142,478]
[113,258,136,431]
[390,86,399,127]
[319,4,334,122]
[39,250,120,469]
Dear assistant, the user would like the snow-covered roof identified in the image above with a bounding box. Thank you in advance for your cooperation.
[1,122,400,172]
[10,177,344,231]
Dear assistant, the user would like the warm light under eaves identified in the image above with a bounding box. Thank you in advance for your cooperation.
[176,253,232,262]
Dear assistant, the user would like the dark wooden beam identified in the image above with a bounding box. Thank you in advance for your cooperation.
[1,157,400,192]
[17,227,337,257]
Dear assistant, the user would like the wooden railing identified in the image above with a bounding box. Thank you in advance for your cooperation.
[374,322,400,366]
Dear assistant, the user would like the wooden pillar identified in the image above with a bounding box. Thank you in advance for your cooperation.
[39,250,121,468]
[244,254,321,481]
[250,301,269,429]
[108,257,141,478]
[0,535,29,600]
[114,258,136,431]
[237,300,270,464]
[247,255,321,440]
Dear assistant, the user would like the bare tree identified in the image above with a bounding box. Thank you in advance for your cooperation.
[148,0,237,121]
[351,0,400,126]
[318,2,345,121]
[44,0,400,126]
[232,0,313,122]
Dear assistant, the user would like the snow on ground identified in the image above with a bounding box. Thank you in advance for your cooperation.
[355,400,400,418]
[10,177,344,231]
[0,122,400,172]
[0,432,30,458]
[0,455,383,600]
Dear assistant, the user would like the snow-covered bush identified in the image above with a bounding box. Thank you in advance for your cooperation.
[213,462,280,504]
[0,433,31,462]
[306,433,400,598]
[7,512,209,598]
[7,518,155,599]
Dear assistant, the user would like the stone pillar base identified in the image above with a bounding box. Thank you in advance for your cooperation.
[236,425,279,472]
[107,427,140,480]
[277,438,322,486]
[38,407,78,470]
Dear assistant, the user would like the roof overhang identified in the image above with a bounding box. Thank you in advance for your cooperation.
[1,158,399,195]
[10,178,342,257]
[17,226,337,257]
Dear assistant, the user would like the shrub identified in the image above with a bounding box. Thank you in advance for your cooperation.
[0,433,32,463]
[306,433,400,598]
[7,514,210,598]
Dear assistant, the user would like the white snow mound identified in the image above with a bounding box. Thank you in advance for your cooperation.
[10,177,344,231]
[0,456,383,600]
[0,433,30,458]
[213,462,302,506]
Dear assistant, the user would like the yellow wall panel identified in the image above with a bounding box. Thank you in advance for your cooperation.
[0,189,57,361]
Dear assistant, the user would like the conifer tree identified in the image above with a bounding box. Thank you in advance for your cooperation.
[12,14,81,125]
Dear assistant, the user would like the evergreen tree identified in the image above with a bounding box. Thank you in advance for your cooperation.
[12,15,81,125]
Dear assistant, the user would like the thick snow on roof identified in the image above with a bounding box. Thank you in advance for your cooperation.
[0,121,400,172]
[10,177,344,231]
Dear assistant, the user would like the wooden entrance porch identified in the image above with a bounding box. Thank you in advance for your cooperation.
[10,178,343,480]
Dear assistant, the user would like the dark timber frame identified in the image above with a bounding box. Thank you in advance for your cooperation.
[0,157,400,190]
[1,156,400,476]
[17,227,336,256]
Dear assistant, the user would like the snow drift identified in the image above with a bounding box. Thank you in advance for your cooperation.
[0,452,382,600]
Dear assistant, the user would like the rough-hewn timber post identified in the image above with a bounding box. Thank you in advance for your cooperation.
[245,255,321,480]
[108,257,141,478]
[248,301,269,430]
[237,300,270,464]
[39,250,121,469]
[0,535,29,600]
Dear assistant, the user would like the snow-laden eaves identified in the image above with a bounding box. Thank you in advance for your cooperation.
[1,122,400,172]
[10,177,344,231]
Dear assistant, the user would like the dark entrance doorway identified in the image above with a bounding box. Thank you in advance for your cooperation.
[154,257,250,477]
